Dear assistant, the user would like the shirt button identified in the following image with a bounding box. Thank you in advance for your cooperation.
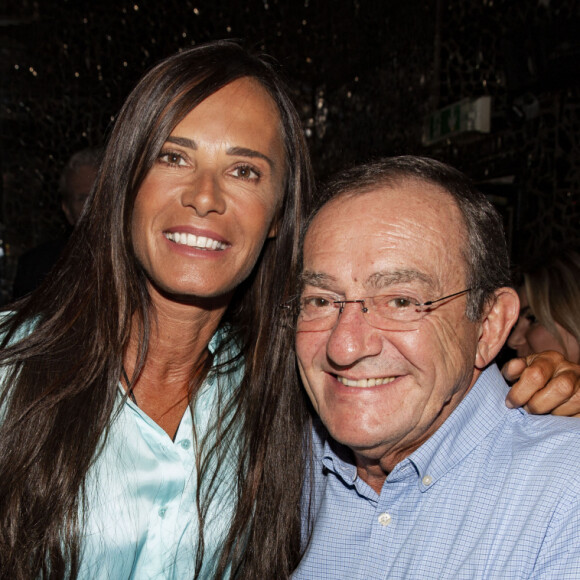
[180,439,191,449]
[158,507,167,518]
[378,512,392,527]
[422,474,433,486]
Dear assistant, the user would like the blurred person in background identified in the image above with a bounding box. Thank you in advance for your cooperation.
[508,248,580,364]
[12,147,102,298]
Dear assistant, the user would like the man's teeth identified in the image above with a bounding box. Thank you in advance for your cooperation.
[336,376,397,388]
[164,232,227,250]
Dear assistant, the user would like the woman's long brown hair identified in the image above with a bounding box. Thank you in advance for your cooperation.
[0,41,313,579]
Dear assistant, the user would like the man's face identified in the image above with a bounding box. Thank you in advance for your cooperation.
[296,180,483,470]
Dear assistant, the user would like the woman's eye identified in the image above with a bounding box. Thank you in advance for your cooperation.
[231,165,260,181]
[158,151,188,167]
[525,312,538,324]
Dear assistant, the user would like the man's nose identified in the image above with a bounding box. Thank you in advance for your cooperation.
[325,302,382,367]
[181,171,226,216]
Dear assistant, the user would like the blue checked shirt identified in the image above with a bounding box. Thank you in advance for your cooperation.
[294,364,580,579]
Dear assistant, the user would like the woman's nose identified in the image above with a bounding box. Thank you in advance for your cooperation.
[181,171,226,216]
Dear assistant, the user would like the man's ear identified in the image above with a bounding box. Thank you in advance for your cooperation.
[475,287,520,369]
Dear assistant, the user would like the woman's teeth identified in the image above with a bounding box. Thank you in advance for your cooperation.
[164,232,228,250]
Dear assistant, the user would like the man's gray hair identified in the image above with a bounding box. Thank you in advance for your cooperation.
[311,156,511,321]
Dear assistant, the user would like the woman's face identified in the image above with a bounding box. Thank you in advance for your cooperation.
[132,77,286,301]
[507,287,580,362]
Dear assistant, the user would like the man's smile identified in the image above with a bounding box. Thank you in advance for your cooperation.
[335,375,398,388]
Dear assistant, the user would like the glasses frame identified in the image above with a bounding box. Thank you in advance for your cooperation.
[281,288,473,331]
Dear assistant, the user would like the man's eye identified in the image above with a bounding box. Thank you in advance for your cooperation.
[386,296,415,309]
[301,296,334,310]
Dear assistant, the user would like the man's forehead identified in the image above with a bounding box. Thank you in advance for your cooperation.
[299,267,436,292]
[303,182,467,288]
[313,177,458,220]
[300,268,435,288]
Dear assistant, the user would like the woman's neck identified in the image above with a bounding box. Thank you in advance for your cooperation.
[123,286,229,438]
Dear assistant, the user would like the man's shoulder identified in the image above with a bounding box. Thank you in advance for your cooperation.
[507,410,580,452]
[471,365,580,463]
[429,366,580,497]
[487,409,580,489]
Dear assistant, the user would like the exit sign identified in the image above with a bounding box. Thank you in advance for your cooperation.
[423,96,491,145]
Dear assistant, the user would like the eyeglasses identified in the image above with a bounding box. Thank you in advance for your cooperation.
[282,288,472,332]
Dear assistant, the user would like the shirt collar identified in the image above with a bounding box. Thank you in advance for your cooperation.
[207,326,225,354]
[318,364,517,490]
[404,364,515,488]
[322,433,358,485]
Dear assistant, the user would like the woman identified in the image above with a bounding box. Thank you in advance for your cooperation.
[0,41,313,579]
[508,248,580,363]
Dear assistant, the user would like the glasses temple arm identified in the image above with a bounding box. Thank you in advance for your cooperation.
[422,288,472,307]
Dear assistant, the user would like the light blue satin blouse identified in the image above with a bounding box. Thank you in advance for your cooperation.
[78,332,241,579]
[2,318,241,579]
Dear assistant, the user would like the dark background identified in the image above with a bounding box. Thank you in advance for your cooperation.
[1,0,579,302]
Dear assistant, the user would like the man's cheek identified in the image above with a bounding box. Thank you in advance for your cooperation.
[296,347,317,406]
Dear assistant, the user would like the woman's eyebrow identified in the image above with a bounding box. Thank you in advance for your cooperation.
[226,146,275,170]
[165,137,275,170]
[167,135,197,149]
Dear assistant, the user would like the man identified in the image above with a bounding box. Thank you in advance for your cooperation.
[293,157,580,578]
[12,147,101,298]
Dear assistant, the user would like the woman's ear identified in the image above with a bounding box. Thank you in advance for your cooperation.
[475,287,520,369]
[267,220,278,239]
[267,205,283,239]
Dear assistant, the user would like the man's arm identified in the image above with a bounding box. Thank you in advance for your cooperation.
[503,351,580,417]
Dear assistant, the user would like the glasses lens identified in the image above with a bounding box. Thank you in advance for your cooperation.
[296,296,339,331]
[295,294,425,332]
[293,290,469,332]
[370,295,423,325]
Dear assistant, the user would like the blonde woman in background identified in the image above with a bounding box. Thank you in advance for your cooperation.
[509,248,580,363]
